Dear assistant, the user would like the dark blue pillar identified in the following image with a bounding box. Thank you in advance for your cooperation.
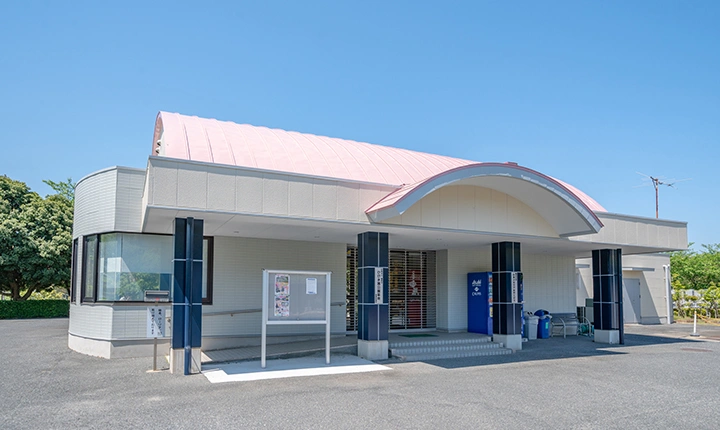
[172,217,204,374]
[492,242,522,336]
[592,249,624,344]
[357,232,389,343]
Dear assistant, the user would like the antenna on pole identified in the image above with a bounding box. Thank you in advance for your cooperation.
[635,173,691,218]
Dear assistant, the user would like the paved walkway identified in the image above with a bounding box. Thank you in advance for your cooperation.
[201,331,500,364]
[201,324,720,365]
[201,335,358,364]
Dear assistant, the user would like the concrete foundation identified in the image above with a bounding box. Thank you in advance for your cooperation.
[493,334,522,351]
[594,329,620,344]
[357,340,389,360]
[170,347,202,374]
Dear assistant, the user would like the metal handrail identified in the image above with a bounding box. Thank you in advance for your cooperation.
[204,301,345,317]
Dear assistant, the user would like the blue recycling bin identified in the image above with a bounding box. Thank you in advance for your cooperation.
[537,315,551,339]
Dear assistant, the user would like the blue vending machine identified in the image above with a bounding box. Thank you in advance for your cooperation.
[468,272,493,335]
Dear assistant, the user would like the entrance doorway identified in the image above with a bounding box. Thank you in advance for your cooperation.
[346,247,436,332]
[623,278,641,324]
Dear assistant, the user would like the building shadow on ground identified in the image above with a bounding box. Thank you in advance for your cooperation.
[392,332,701,370]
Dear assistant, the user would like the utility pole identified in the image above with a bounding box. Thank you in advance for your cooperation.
[650,176,661,219]
[636,173,691,219]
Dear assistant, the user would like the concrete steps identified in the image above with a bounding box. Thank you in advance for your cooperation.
[389,335,513,361]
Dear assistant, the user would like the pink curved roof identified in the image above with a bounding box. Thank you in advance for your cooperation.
[153,112,606,212]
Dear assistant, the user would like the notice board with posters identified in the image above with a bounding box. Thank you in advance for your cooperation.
[261,270,332,368]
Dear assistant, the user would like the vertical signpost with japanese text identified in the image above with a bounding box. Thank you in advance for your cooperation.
[374,267,384,304]
[147,306,166,371]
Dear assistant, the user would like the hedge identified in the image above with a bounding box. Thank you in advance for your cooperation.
[0,300,70,319]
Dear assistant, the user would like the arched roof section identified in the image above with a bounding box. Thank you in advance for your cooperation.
[151,111,606,235]
[152,111,472,186]
[366,163,604,237]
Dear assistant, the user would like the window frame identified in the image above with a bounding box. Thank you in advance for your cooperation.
[70,238,79,303]
[81,235,98,303]
[80,231,214,305]
[202,236,214,305]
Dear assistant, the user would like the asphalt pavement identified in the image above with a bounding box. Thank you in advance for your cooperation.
[1,319,719,429]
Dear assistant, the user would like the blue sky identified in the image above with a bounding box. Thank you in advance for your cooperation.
[1,1,718,247]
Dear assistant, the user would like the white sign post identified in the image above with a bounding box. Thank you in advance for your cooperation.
[147,306,166,371]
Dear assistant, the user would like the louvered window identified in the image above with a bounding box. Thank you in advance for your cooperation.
[346,247,358,331]
[346,247,436,331]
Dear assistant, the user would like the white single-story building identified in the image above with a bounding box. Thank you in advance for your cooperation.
[577,253,673,325]
[68,112,687,369]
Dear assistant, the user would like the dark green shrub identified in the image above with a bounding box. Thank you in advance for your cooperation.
[0,300,70,319]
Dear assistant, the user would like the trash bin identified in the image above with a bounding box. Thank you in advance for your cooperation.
[537,315,551,339]
[534,310,551,339]
[525,313,539,340]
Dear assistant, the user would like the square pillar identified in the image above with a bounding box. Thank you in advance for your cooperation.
[492,242,523,351]
[357,232,389,360]
[592,249,623,344]
[171,217,204,374]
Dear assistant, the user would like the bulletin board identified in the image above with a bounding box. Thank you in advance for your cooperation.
[261,270,332,368]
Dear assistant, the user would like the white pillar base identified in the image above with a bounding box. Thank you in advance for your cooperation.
[170,347,202,374]
[493,334,522,351]
[594,329,620,344]
[358,340,389,360]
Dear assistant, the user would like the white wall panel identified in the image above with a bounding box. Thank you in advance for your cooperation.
[69,304,114,339]
[421,190,441,227]
[336,184,360,222]
[73,169,118,238]
[522,254,576,314]
[288,179,314,217]
[114,169,145,232]
[439,186,459,229]
[207,169,237,211]
[647,224,659,247]
[203,237,347,339]
[400,202,423,226]
[148,158,394,224]
[177,164,208,209]
[637,221,648,246]
[262,175,289,215]
[457,186,475,230]
[571,213,687,250]
[435,250,449,331]
[474,187,492,231]
[312,182,338,219]
[490,190,508,233]
[236,172,263,213]
[626,221,638,244]
[112,307,154,339]
[151,163,178,207]
[383,185,557,237]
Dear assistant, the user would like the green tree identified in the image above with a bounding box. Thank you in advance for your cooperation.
[702,287,720,318]
[0,176,74,300]
[669,243,720,291]
[43,178,75,203]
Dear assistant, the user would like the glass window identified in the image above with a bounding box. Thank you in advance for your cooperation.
[202,237,213,304]
[71,238,78,303]
[82,235,98,302]
[97,233,173,302]
[81,232,213,303]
